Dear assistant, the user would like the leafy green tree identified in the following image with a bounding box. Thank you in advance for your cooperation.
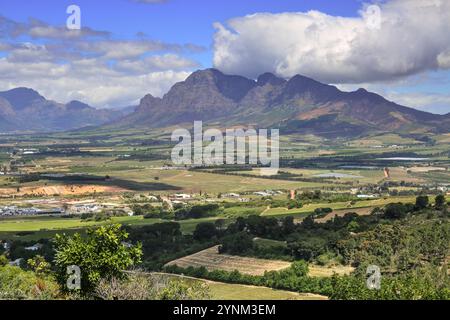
[384,203,408,219]
[435,194,446,210]
[282,216,296,234]
[193,222,218,241]
[219,232,254,255]
[54,224,142,295]
[415,195,429,210]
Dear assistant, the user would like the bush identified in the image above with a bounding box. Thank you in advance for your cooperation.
[156,279,210,300]
[0,265,60,300]
[95,273,155,300]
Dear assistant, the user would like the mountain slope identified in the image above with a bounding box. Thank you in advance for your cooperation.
[113,69,449,137]
[0,88,126,132]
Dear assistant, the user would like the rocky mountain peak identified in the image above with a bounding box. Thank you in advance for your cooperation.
[0,87,45,110]
[257,73,286,86]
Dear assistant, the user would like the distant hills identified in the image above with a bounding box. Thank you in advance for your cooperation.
[2,69,449,136]
[0,88,128,132]
[113,69,450,137]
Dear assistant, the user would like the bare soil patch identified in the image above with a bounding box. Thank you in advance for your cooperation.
[0,184,126,196]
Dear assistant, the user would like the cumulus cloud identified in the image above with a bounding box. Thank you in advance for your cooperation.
[213,0,450,83]
[0,15,199,108]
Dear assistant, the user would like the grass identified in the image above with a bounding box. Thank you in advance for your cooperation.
[308,265,354,277]
[262,196,418,217]
[253,237,287,250]
[152,273,327,300]
[207,281,326,300]
[0,215,224,240]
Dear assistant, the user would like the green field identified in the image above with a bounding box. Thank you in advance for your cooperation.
[262,196,418,216]
[0,215,223,240]
[153,273,327,300]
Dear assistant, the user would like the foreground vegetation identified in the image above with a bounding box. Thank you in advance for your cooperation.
[0,195,448,300]
[0,129,449,300]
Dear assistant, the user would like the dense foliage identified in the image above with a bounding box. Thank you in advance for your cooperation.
[54,224,142,294]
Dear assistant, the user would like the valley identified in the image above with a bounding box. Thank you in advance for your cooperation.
[0,125,448,300]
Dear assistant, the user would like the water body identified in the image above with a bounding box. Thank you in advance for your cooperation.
[314,173,364,179]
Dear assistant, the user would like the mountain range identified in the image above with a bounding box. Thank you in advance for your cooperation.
[0,88,127,132]
[2,69,449,137]
[114,69,450,137]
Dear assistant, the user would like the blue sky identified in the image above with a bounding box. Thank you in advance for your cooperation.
[0,0,449,113]
[0,0,362,67]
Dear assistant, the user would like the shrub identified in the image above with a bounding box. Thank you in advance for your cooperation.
[0,265,59,300]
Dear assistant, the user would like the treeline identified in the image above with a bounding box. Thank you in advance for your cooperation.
[164,261,333,296]
[164,261,449,300]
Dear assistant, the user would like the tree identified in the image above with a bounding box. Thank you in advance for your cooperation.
[282,216,296,234]
[384,203,408,219]
[435,194,446,210]
[193,222,218,241]
[415,195,429,210]
[54,224,142,295]
[301,215,315,229]
[289,237,326,261]
[219,232,254,255]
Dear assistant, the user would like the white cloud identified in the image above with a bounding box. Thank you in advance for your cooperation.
[0,55,190,107]
[115,54,199,73]
[0,15,110,40]
[384,92,450,115]
[0,16,199,108]
[213,0,450,83]
[76,40,175,59]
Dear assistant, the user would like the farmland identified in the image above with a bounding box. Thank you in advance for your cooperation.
[0,128,449,300]
[165,245,355,278]
[165,246,292,276]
